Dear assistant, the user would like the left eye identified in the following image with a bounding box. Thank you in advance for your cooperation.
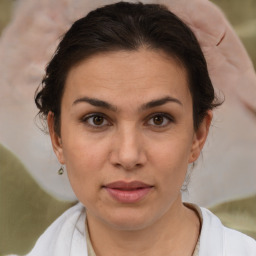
[147,114,172,127]
[83,114,110,127]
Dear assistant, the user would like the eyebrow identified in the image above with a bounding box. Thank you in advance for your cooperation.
[140,96,182,110]
[73,97,117,111]
[72,96,182,111]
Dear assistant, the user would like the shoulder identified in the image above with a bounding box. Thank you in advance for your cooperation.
[26,202,86,256]
[199,207,256,256]
[222,225,256,255]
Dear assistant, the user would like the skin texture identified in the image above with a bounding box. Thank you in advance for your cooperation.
[48,48,212,256]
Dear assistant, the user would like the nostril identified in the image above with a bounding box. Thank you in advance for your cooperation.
[108,135,147,170]
[113,162,143,170]
[114,163,122,168]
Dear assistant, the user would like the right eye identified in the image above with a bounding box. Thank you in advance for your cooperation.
[82,114,111,129]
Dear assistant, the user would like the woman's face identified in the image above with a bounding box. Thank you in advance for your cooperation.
[48,48,211,230]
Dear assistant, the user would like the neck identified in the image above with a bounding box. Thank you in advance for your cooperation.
[86,196,200,256]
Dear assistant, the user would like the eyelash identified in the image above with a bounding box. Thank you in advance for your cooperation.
[81,113,110,129]
[145,113,174,128]
[81,112,174,129]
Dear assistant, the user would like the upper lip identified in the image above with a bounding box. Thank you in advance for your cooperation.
[104,181,153,190]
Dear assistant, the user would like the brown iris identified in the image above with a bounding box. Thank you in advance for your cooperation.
[153,115,164,125]
[93,116,104,125]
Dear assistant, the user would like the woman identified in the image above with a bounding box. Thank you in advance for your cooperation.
[26,2,256,255]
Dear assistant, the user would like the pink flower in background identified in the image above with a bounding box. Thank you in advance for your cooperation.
[0,0,255,206]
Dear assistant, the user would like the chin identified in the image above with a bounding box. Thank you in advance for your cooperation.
[99,207,159,231]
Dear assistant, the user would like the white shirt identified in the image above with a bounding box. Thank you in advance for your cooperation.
[18,203,256,256]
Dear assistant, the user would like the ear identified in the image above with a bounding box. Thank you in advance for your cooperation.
[189,110,213,163]
[47,112,65,165]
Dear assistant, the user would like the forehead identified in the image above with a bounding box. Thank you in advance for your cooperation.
[64,49,191,107]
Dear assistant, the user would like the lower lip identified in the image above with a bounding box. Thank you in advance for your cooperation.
[104,187,152,203]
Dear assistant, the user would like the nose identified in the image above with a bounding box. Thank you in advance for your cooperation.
[109,125,147,170]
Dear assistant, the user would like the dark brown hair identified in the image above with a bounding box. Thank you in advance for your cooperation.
[35,1,221,135]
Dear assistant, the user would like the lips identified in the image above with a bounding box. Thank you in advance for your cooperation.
[103,181,153,203]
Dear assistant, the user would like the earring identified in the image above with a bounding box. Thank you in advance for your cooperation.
[58,166,64,175]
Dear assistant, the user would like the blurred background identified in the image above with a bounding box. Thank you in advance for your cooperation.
[0,0,255,67]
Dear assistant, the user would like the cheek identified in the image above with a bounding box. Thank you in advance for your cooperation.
[60,130,111,195]
[148,134,192,188]
[62,123,109,166]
